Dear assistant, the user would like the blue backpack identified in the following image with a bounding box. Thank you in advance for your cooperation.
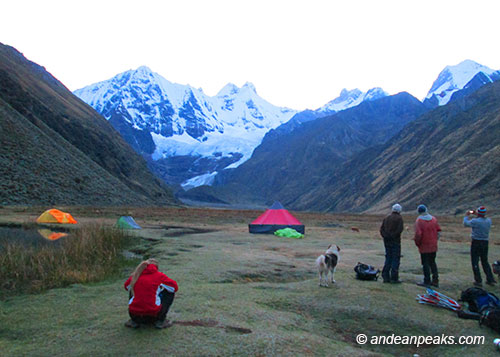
[460,287,500,313]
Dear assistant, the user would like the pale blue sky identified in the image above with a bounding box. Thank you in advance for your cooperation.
[2,0,499,110]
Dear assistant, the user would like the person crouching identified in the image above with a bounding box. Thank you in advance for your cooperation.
[124,258,178,329]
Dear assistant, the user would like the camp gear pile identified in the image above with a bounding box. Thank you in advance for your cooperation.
[459,287,500,313]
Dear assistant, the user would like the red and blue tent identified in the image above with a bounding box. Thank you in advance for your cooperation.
[249,201,305,234]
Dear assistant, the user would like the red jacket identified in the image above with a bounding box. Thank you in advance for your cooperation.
[124,264,178,316]
[414,215,441,253]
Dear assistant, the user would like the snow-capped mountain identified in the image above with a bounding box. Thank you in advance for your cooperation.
[425,60,498,106]
[318,87,388,113]
[74,66,297,187]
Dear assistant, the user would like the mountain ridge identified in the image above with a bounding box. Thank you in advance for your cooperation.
[301,80,500,213]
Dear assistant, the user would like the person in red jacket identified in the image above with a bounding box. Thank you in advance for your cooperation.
[124,258,178,329]
[414,205,441,288]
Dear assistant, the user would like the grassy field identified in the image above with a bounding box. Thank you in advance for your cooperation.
[1,206,500,356]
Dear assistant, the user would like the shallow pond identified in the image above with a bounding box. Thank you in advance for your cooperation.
[0,226,71,249]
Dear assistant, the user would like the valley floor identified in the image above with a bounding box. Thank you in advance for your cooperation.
[1,206,499,356]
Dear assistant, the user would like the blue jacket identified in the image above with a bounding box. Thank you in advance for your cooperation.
[463,216,492,241]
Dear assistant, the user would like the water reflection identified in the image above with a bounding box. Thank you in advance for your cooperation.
[0,226,70,248]
[38,229,68,241]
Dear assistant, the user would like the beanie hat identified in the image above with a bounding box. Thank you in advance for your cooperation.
[417,205,427,214]
[392,204,402,213]
[477,206,487,216]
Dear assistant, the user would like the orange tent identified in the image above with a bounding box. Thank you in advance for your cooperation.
[36,209,77,224]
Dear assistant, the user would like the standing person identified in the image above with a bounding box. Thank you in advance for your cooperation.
[464,206,496,287]
[380,203,404,284]
[414,205,441,288]
[124,258,178,329]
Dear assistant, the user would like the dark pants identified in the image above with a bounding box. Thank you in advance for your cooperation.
[420,252,438,284]
[382,242,401,282]
[471,240,495,284]
[130,291,175,324]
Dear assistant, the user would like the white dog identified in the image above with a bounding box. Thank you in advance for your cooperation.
[315,244,341,287]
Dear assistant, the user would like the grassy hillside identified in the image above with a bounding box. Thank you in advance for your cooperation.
[0,99,164,205]
[0,43,176,206]
[1,207,499,356]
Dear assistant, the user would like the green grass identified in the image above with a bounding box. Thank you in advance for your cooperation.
[1,208,499,356]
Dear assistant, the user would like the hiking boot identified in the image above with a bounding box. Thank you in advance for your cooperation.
[125,319,139,328]
[431,280,439,288]
[474,281,483,287]
[154,320,173,329]
[486,280,497,286]
[416,281,431,288]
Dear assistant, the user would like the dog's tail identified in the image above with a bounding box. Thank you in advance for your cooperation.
[316,255,326,268]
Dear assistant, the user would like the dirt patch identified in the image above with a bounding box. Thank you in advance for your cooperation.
[224,326,252,334]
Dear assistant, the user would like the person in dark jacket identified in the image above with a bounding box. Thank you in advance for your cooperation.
[464,206,496,287]
[380,204,404,283]
[414,205,441,287]
[124,258,178,329]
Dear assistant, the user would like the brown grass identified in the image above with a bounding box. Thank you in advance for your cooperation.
[0,224,133,296]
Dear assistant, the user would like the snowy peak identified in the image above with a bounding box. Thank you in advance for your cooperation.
[217,83,240,97]
[216,82,257,97]
[242,82,257,93]
[318,87,389,113]
[364,87,388,101]
[74,67,297,188]
[425,60,497,106]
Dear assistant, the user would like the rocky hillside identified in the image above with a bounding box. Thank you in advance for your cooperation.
[0,43,176,206]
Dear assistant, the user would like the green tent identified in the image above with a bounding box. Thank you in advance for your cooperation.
[116,216,141,229]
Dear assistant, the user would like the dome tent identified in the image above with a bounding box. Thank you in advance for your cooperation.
[249,201,304,234]
[36,209,77,224]
[116,216,142,229]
